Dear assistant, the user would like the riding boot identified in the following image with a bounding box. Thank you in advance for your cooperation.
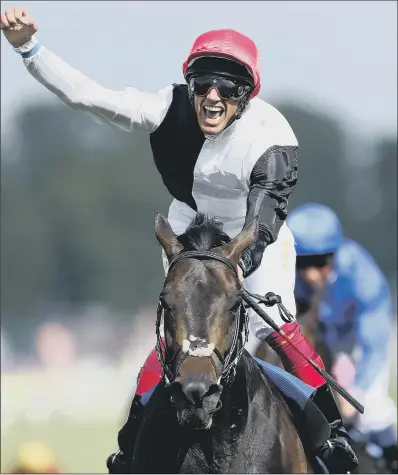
[265,321,326,388]
[106,344,164,474]
[312,385,359,474]
[106,394,145,473]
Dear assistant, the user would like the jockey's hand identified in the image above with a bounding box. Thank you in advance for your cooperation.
[237,265,244,283]
[318,435,358,473]
[0,7,38,48]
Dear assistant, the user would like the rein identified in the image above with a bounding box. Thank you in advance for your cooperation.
[155,249,364,415]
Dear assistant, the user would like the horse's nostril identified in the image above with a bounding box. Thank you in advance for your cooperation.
[170,376,221,408]
[185,379,218,403]
[169,380,187,408]
[184,382,207,404]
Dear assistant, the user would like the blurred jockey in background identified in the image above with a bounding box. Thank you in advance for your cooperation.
[288,202,398,473]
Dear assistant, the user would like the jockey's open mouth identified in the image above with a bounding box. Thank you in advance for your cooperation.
[203,104,224,121]
[200,99,226,127]
[195,94,234,135]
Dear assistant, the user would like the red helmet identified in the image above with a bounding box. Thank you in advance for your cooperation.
[183,29,261,99]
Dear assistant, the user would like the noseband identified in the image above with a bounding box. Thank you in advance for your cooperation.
[155,250,250,388]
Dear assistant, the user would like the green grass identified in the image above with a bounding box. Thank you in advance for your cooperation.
[1,416,121,473]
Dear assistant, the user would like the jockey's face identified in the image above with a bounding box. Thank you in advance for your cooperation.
[194,86,240,135]
[296,253,335,290]
[300,266,332,290]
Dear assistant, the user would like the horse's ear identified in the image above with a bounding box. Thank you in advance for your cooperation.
[219,217,259,265]
[154,210,184,261]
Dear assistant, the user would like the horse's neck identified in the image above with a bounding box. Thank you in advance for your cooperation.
[220,351,272,415]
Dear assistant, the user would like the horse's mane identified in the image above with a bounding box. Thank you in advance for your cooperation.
[177,213,231,251]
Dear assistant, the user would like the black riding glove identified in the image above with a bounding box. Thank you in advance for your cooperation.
[317,420,358,473]
[106,451,129,474]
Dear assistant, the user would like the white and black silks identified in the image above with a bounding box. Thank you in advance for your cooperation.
[18,42,299,280]
[152,82,299,278]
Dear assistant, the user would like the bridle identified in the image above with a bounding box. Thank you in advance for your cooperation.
[155,249,365,415]
[155,250,250,389]
[155,249,293,389]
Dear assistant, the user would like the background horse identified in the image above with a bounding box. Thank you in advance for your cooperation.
[130,212,313,473]
[252,298,389,474]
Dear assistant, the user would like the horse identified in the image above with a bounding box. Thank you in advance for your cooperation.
[129,212,314,474]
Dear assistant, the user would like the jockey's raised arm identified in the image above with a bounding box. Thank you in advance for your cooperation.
[19,38,173,133]
[19,36,173,132]
[1,7,172,133]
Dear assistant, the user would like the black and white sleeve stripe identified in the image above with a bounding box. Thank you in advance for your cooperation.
[238,145,298,277]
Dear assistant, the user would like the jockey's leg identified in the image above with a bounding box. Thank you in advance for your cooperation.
[107,344,163,473]
[245,222,358,473]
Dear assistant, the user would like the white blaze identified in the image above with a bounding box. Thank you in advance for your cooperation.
[181,335,215,357]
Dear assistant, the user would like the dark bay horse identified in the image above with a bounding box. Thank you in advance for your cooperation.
[130,212,313,473]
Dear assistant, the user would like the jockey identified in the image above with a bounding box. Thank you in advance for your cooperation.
[288,202,398,473]
[1,7,357,473]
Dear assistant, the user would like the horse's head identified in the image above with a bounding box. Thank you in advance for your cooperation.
[154,211,258,430]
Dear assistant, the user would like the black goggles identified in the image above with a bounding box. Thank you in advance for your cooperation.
[296,253,335,270]
[189,76,250,100]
